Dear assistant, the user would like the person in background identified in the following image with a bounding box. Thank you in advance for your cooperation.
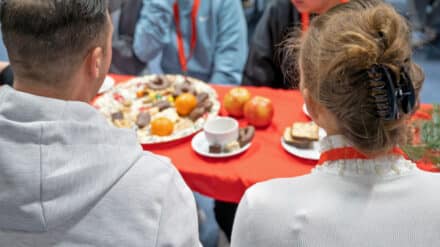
[242,0,348,89]
[134,1,247,245]
[407,0,440,58]
[242,0,270,42]
[133,0,248,85]
[109,0,148,75]
[0,1,201,246]
[408,0,439,46]
[232,1,440,246]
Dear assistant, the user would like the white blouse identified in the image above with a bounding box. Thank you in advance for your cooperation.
[231,135,440,247]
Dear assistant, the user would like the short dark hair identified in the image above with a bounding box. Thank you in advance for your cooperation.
[0,0,109,84]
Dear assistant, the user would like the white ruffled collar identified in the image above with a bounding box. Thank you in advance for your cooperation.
[313,135,417,178]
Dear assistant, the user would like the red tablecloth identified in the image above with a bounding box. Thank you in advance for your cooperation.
[109,74,436,203]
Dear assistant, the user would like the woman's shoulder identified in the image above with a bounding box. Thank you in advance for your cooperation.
[244,174,319,204]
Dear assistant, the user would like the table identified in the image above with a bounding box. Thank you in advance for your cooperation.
[109,74,436,204]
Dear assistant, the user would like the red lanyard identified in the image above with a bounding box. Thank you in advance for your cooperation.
[173,0,201,73]
[301,12,310,32]
[317,146,407,165]
[300,0,349,32]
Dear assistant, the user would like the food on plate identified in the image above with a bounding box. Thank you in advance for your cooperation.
[200,99,214,112]
[224,87,252,117]
[94,75,220,144]
[147,75,172,90]
[189,107,206,121]
[208,126,255,154]
[111,111,124,121]
[209,144,222,154]
[150,117,174,136]
[136,112,151,129]
[283,122,319,148]
[224,141,241,153]
[238,126,255,147]
[152,108,179,122]
[197,92,209,104]
[291,122,319,140]
[283,128,311,148]
[243,96,274,127]
[173,80,196,97]
[188,93,214,121]
[175,93,198,116]
[152,100,172,112]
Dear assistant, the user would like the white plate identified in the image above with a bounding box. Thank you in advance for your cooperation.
[281,128,326,160]
[191,132,251,158]
[98,76,115,94]
[303,103,311,118]
[93,74,221,144]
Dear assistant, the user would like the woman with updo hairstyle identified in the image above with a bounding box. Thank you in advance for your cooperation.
[231,1,440,246]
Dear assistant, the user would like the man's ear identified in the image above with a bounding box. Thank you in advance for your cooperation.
[86,47,103,79]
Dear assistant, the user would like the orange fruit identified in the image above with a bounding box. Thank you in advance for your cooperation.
[150,117,174,136]
[175,93,198,116]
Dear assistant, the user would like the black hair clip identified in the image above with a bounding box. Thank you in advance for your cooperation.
[398,68,416,114]
[368,64,416,120]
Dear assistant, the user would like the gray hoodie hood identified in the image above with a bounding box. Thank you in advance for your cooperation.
[0,86,143,233]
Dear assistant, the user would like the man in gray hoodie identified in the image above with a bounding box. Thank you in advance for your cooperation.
[0,0,201,246]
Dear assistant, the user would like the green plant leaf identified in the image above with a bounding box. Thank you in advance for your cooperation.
[404,104,440,166]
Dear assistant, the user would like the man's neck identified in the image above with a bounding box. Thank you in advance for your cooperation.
[13,76,93,102]
[14,80,72,101]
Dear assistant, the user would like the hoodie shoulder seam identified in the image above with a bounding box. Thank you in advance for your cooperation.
[39,124,48,231]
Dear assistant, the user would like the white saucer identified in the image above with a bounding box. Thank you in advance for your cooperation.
[281,128,326,160]
[191,132,251,158]
[303,103,311,118]
[99,76,115,94]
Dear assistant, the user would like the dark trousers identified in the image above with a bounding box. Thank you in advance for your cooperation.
[214,200,238,241]
[0,65,13,86]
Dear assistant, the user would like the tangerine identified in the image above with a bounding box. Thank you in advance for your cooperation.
[175,93,198,116]
[150,117,174,136]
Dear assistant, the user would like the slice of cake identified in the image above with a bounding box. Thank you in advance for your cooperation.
[283,122,319,149]
[291,122,319,141]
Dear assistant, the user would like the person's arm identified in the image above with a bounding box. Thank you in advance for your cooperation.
[110,0,148,75]
[155,167,202,247]
[210,0,248,85]
[133,0,175,63]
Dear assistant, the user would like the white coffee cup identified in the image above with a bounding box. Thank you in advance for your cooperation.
[203,117,239,146]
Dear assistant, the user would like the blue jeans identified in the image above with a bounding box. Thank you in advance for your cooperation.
[194,192,219,247]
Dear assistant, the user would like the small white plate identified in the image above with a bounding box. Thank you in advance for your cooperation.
[98,76,115,94]
[303,103,311,118]
[281,128,326,160]
[191,132,251,158]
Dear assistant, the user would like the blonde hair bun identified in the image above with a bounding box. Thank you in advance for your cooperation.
[287,0,424,154]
